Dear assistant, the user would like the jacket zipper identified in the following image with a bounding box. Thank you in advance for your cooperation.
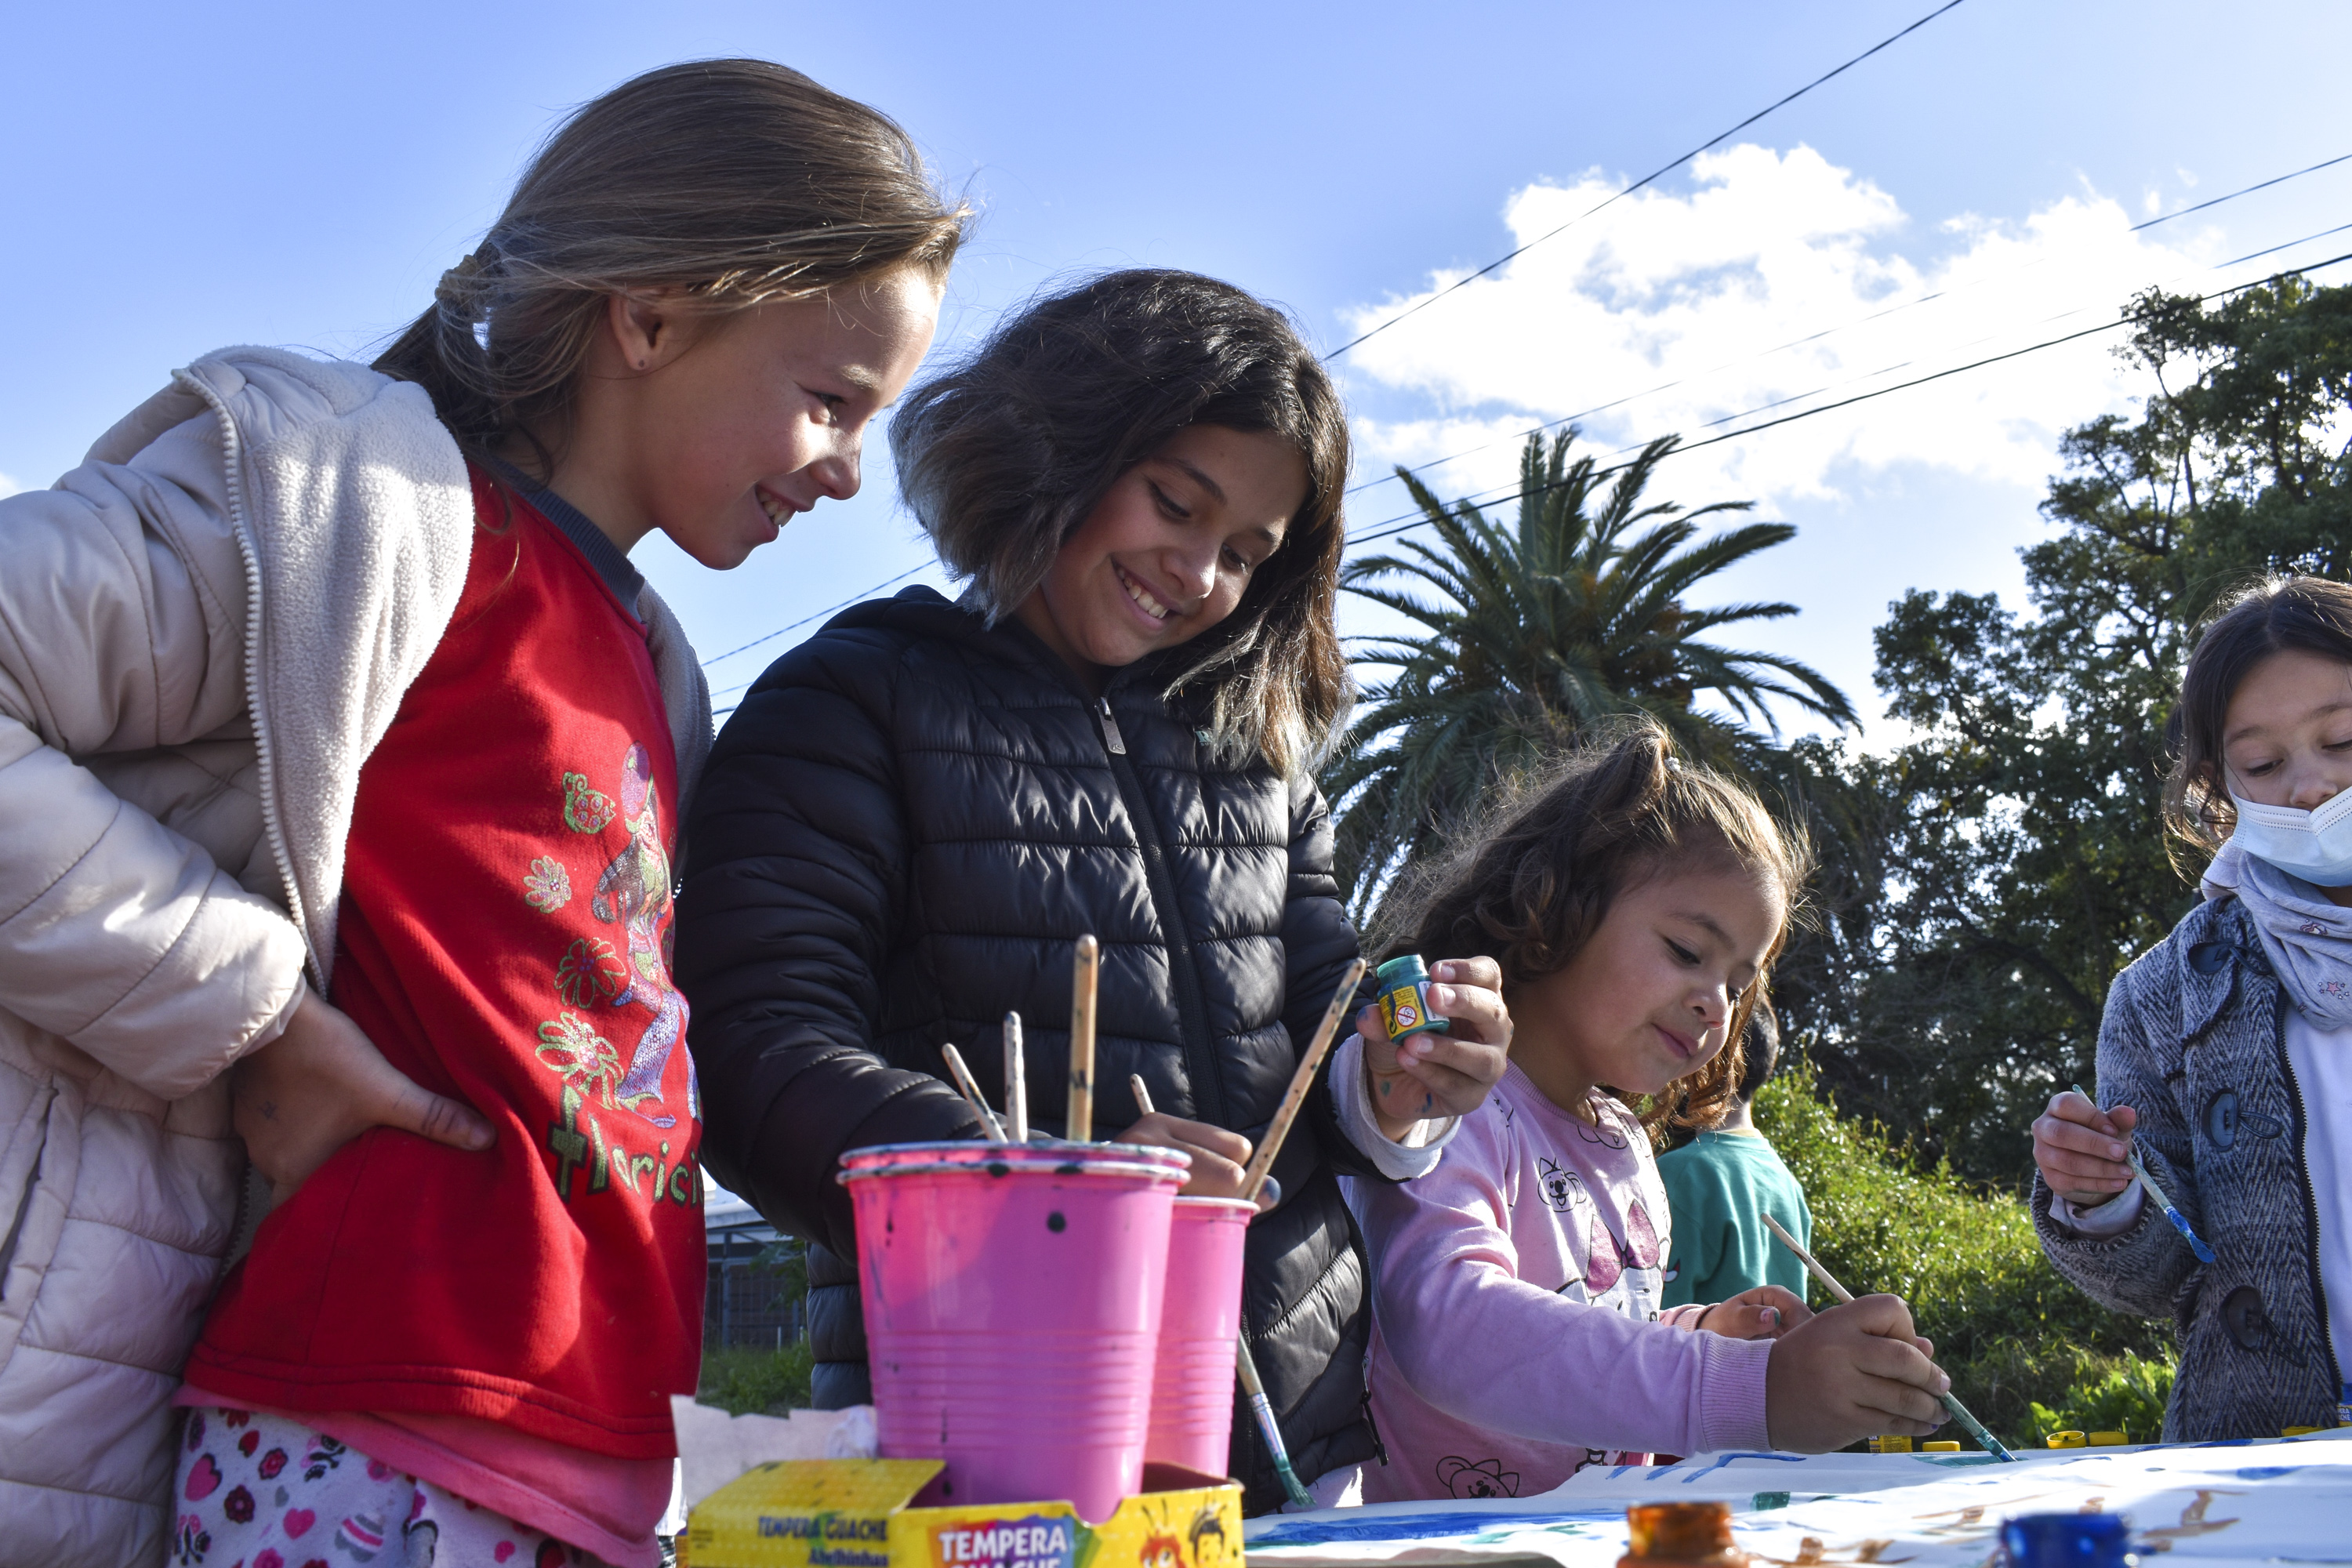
[2275,994,2343,1403]
[1093,695,1225,1126]
[175,368,318,989]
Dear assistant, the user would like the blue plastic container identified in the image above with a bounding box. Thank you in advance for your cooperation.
[1999,1513,2135,1568]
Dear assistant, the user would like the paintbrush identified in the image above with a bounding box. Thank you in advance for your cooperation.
[1759,1212,2017,1461]
[2072,1084,2216,1264]
[1004,1011,1029,1143]
[1068,936,1099,1141]
[939,1044,1007,1141]
[1239,959,1369,1202]
[1236,1332,1315,1510]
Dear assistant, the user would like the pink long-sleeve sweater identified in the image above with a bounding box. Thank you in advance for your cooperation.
[1354,1064,1773,1502]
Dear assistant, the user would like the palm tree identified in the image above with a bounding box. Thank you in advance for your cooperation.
[1324,430,1855,918]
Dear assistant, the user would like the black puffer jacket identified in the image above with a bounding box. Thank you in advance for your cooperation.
[677,588,1389,1510]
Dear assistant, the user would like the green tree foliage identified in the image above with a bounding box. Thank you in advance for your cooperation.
[1776,278,2352,1185]
[1326,431,1853,917]
[1756,1060,2170,1446]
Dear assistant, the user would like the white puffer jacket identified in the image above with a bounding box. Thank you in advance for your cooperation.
[0,348,712,1566]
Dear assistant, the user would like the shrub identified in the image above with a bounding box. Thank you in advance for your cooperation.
[1753,1060,2174,1446]
[699,1340,815,1416]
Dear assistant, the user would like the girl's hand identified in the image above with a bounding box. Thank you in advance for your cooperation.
[2031,1089,2140,1207]
[1359,956,1512,1140]
[1763,1294,1949,1451]
[233,989,495,1205]
[1695,1285,1811,1340]
[1122,1112,1273,1210]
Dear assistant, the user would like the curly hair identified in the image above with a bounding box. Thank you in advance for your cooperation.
[2164,574,2352,869]
[374,58,968,470]
[888,269,1350,777]
[1379,717,1811,1139]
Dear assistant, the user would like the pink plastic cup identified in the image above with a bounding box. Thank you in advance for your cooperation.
[1144,1196,1254,1477]
[841,1141,1189,1522]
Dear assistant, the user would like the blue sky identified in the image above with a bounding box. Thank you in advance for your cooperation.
[8,0,2350,737]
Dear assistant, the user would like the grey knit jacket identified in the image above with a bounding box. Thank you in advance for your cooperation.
[2033,895,2343,1437]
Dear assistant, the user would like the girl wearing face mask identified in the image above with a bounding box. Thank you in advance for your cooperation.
[2034,574,2352,1439]
[675,270,1514,1513]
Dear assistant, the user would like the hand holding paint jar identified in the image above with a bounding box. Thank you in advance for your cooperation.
[1358,953,1513,1137]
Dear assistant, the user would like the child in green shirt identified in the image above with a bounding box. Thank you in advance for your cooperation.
[1659,999,1813,1307]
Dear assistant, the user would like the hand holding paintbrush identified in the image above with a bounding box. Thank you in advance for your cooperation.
[1759,1213,2014,1461]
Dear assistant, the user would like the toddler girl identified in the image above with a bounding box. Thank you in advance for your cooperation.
[1354,721,1952,1501]
[2035,574,2352,1437]
[0,59,961,1567]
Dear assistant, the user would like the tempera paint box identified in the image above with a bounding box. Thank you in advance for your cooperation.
[683,1457,1243,1568]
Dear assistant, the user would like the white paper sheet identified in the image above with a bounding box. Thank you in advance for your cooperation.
[668,1398,880,1508]
[1242,1431,2352,1566]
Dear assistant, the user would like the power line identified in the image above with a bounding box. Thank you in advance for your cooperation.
[2132,150,2352,233]
[694,192,2352,678]
[1343,155,2352,503]
[1326,0,1970,360]
[700,563,930,669]
[1339,249,2352,554]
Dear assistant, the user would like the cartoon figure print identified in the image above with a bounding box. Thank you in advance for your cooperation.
[1541,1154,1664,1317]
[1139,1534,1185,1568]
[1435,1456,1520,1498]
[537,743,695,1130]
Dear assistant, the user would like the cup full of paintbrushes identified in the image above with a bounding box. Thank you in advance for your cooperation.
[847,935,1194,1521]
[1138,959,1367,1481]
[841,1138,1189,1521]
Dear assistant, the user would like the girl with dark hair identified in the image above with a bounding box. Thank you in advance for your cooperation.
[1350,719,1952,1501]
[0,58,961,1565]
[676,269,1513,1512]
[2034,573,2352,1439]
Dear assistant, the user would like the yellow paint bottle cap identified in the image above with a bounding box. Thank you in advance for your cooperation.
[2088,1431,2127,1446]
[2283,1425,2325,1436]
[2046,1430,2087,1448]
[1866,1435,1912,1454]
[1922,1441,1962,1452]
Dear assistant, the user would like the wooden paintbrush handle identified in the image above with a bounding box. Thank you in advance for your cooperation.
[1067,935,1098,1142]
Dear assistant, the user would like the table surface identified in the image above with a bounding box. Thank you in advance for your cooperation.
[1241,1431,2352,1566]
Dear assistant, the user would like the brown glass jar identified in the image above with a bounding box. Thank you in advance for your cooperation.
[1617,1501,1748,1568]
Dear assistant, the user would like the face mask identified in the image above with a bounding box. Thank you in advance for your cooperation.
[2229,789,2352,887]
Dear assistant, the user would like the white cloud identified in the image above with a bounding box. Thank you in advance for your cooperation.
[0,471,20,501]
[1336,143,2237,524]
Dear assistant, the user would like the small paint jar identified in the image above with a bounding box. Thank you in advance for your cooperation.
[1374,955,1451,1042]
[1867,1434,1912,1454]
[1997,1513,2135,1568]
[2044,1430,2086,1449]
[1617,1501,1745,1568]
[1922,1440,1962,1452]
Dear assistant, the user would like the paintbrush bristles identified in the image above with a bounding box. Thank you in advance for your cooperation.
[1004,1011,1029,1144]
[1067,935,1099,1142]
[1240,957,1369,1202]
[939,1044,1007,1142]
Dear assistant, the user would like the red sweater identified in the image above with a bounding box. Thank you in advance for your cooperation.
[188,470,705,1457]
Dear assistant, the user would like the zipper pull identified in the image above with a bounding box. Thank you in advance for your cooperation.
[1094,696,1127,755]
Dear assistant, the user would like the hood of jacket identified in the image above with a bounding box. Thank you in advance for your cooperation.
[89,347,477,989]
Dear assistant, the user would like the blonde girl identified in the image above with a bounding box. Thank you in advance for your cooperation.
[0,60,960,1568]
